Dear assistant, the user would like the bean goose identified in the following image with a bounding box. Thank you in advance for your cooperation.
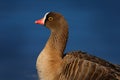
[35,12,120,80]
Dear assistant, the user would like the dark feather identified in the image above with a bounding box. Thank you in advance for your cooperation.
[59,51,120,80]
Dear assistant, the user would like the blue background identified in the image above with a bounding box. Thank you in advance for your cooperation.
[0,0,120,80]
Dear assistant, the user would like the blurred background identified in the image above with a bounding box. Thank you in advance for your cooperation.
[0,0,120,80]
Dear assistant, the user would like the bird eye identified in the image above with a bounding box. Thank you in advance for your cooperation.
[48,17,53,21]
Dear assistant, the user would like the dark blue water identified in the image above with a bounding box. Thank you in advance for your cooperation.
[0,0,120,80]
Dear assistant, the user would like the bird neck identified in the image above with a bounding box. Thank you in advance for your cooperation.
[44,27,68,58]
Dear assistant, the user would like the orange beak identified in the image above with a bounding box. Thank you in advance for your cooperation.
[35,18,44,25]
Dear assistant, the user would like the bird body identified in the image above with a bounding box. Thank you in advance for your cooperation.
[35,12,120,80]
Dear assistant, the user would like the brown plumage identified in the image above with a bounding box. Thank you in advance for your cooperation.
[35,12,120,80]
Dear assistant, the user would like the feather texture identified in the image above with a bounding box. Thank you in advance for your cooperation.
[59,51,120,80]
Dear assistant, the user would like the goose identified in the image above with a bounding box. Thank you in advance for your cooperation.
[35,12,120,80]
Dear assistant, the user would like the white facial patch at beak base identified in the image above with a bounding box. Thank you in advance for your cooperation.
[35,12,50,25]
[42,12,50,24]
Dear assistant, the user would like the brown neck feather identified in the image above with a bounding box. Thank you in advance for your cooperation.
[45,25,68,57]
